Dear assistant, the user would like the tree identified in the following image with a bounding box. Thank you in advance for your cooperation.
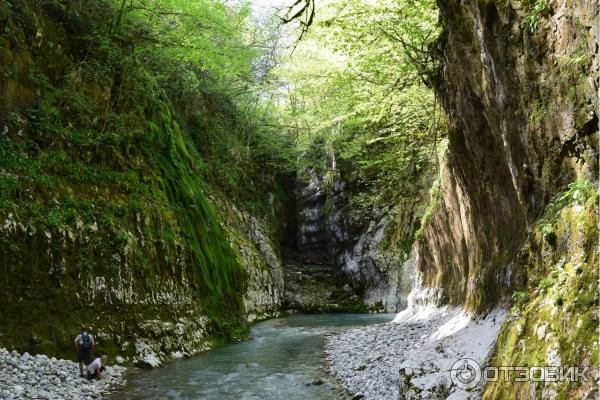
[273,0,445,209]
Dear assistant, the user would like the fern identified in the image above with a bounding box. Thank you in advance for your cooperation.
[523,0,547,33]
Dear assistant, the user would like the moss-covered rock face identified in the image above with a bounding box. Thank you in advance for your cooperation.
[213,196,285,324]
[484,182,598,399]
[411,1,598,396]
[0,0,287,365]
[416,0,598,311]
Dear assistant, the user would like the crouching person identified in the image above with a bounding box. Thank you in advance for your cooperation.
[87,354,107,380]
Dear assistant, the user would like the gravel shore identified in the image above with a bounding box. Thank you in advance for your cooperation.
[325,306,507,400]
[0,348,126,400]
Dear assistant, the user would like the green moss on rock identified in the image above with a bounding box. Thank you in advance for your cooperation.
[483,181,599,399]
[0,0,284,366]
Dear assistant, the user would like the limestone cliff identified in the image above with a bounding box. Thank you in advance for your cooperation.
[291,153,432,312]
[0,0,287,366]
[214,197,285,324]
[417,0,598,309]
[324,172,417,312]
[413,0,598,397]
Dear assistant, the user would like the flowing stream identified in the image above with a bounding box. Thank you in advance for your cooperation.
[115,313,394,399]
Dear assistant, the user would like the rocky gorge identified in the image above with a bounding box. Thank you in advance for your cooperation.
[290,154,431,313]
[0,0,598,398]
[0,0,421,369]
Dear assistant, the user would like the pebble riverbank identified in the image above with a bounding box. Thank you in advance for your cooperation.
[325,307,507,400]
[0,348,126,400]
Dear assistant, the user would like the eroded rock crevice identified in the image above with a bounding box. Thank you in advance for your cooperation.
[284,161,425,313]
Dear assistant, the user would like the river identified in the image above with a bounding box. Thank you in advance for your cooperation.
[114,313,395,399]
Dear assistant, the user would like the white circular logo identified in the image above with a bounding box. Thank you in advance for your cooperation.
[450,358,482,390]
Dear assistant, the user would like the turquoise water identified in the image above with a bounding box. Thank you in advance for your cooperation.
[115,313,394,399]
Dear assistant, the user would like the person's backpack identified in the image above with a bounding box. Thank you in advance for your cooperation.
[80,333,92,352]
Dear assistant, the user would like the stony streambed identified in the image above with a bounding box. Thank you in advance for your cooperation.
[0,348,126,400]
[325,307,507,400]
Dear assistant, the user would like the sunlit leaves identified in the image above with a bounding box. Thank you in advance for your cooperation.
[274,0,445,208]
[110,0,259,89]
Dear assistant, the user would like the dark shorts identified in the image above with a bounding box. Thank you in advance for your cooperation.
[77,350,91,364]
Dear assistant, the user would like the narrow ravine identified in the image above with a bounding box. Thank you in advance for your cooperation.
[112,314,394,399]
[0,1,597,399]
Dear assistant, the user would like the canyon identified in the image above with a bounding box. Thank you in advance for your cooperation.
[0,0,597,399]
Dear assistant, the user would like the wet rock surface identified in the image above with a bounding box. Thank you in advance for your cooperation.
[0,348,125,400]
[417,0,599,310]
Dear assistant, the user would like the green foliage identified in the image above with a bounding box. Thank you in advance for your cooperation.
[323,169,338,193]
[534,179,598,247]
[554,53,588,71]
[536,270,558,292]
[527,101,547,125]
[414,173,442,240]
[523,0,547,33]
[0,0,297,340]
[107,0,257,90]
[275,0,445,213]
[545,180,598,216]
[509,290,529,314]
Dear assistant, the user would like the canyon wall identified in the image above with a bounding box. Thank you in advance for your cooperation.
[293,161,430,312]
[0,0,286,366]
[417,0,598,310]
[413,0,598,397]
